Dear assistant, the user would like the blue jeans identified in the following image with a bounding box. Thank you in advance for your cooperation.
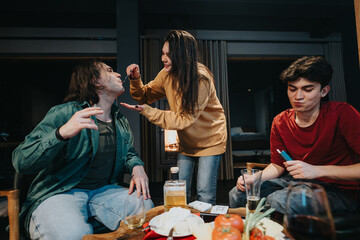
[229,173,358,214]
[28,185,153,240]
[177,153,221,205]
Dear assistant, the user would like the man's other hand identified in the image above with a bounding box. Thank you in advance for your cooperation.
[129,165,151,200]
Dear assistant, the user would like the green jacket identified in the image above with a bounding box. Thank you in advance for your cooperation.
[12,101,144,233]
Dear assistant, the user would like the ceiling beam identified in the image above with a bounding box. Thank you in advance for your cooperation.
[140,1,347,18]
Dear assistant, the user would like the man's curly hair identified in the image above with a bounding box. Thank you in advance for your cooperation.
[280,56,333,88]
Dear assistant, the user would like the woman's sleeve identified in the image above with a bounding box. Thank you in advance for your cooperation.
[140,80,211,130]
[130,70,167,105]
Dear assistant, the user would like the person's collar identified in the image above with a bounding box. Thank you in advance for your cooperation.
[111,102,121,117]
[78,100,120,118]
[79,101,91,108]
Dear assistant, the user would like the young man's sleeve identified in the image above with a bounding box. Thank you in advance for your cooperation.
[338,104,360,155]
[270,116,286,168]
[12,106,69,174]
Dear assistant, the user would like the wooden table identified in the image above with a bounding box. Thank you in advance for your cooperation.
[82,206,246,240]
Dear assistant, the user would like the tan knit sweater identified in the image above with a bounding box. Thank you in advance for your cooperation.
[130,66,227,156]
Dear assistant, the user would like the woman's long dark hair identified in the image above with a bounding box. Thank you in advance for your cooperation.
[64,59,102,104]
[164,30,210,115]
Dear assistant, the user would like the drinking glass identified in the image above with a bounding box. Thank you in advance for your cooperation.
[241,169,262,212]
[123,193,146,229]
[283,182,336,240]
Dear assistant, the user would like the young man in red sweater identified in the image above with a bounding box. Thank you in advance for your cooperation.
[229,56,360,214]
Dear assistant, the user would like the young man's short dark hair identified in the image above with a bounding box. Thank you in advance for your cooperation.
[280,56,333,88]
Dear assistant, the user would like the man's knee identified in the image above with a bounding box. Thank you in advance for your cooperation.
[54,226,92,240]
[266,191,287,214]
[144,198,154,211]
[229,186,246,208]
[29,216,92,240]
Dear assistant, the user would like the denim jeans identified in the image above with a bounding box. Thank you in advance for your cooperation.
[229,173,358,214]
[28,185,153,240]
[177,153,221,205]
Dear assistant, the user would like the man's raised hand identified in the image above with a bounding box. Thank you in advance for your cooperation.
[58,107,104,140]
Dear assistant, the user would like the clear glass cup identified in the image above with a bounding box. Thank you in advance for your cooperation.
[164,180,187,212]
[123,193,146,229]
[283,182,336,240]
[241,169,262,213]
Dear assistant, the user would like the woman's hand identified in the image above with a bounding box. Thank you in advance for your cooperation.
[126,63,141,79]
[120,102,146,112]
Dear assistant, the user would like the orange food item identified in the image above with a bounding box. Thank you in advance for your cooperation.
[212,226,242,240]
[214,214,244,233]
[249,227,263,240]
[249,228,276,240]
[262,236,276,240]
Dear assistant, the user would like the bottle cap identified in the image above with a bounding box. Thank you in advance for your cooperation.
[170,166,179,174]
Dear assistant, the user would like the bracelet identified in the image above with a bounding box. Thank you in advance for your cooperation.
[55,127,68,141]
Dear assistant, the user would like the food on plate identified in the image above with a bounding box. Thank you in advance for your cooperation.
[174,220,189,235]
[153,207,203,235]
[157,207,191,233]
[174,216,199,235]
[212,225,242,240]
[212,198,283,240]
[262,236,276,240]
[249,227,263,240]
[192,223,213,240]
[248,227,277,240]
[242,198,279,240]
[215,214,244,233]
[256,218,283,239]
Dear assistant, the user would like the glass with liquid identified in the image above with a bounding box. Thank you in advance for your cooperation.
[123,193,146,229]
[241,169,262,213]
[164,167,187,211]
[283,182,335,240]
[247,196,260,212]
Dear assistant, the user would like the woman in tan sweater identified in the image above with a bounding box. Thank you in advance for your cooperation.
[121,30,227,204]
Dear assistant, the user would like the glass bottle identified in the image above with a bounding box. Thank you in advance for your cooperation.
[163,166,187,212]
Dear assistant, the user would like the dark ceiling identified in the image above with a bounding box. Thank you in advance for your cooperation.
[0,0,356,36]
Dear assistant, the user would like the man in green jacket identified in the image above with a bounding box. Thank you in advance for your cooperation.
[12,60,153,240]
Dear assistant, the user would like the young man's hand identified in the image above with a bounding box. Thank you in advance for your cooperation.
[236,175,254,191]
[59,107,104,140]
[129,165,151,200]
[236,175,245,191]
[285,160,319,179]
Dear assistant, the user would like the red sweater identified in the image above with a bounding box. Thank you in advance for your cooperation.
[271,101,360,191]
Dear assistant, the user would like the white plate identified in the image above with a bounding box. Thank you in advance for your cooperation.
[149,213,204,237]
